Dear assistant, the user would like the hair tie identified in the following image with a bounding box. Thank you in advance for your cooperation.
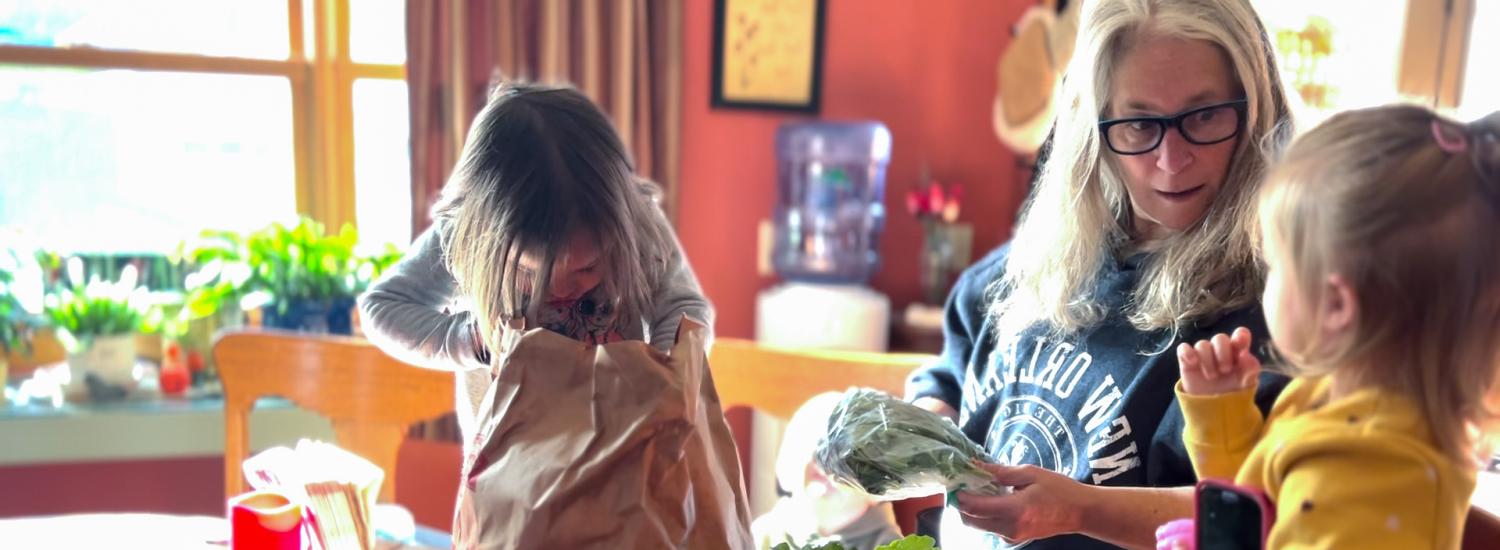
[1432,120,1468,153]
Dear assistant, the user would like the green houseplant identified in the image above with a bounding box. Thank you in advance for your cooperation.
[1,244,48,349]
[1,245,59,398]
[181,217,401,335]
[43,257,150,396]
[0,265,30,398]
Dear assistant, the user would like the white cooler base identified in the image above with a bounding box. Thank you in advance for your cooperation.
[754,282,891,352]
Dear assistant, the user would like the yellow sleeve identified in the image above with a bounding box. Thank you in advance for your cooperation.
[1175,381,1264,480]
[1268,440,1447,549]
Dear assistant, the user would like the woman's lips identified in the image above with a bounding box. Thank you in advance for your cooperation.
[1156,184,1205,202]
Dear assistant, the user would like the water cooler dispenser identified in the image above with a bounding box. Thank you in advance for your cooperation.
[755,120,893,353]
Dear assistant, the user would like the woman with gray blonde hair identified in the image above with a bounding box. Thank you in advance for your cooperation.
[906,0,1292,547]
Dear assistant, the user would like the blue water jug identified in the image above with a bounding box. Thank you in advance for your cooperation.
[772,121,892,284]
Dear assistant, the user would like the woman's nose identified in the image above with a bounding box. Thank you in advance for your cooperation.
[1155,129,1196,175]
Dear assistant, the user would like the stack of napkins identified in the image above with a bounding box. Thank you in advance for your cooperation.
[243,439,385,550]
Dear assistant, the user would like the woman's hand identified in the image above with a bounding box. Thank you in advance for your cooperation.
[954,463,1089,544]
[1177,327,1260,396]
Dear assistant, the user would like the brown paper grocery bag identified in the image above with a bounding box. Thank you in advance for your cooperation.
[452,317,753,549]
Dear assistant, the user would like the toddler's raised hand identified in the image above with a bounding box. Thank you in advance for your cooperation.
[1177,327,1260,395]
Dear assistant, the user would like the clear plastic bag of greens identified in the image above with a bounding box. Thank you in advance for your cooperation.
[815,388,1007,500]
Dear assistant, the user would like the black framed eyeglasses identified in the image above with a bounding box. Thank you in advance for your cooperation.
[1098,99,1249,155]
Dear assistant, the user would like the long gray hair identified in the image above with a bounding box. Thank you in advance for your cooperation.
[991,0,1294,342]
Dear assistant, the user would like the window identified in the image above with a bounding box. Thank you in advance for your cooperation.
[1456,0,1498,121]
[1256,0,1494,130]
[0,68,297,254]
[0,0,289,59]
[0,0,410,254]
[352,78,411,254]
[1254,0,1410,129]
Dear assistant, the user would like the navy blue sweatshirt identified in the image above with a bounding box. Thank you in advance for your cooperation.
[906,244,1287,550]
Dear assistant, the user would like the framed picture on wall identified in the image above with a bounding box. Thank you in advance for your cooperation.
[711,0,826,113]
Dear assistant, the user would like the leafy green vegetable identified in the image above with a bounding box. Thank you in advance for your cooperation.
[771,539,844,550]
[770,534,940,550]
[876,535,939,550]
[816,389,1006,499]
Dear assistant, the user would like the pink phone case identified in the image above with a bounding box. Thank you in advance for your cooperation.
[1195,478,1275,549]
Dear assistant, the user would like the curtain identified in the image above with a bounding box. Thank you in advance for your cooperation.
[406,0,684,236]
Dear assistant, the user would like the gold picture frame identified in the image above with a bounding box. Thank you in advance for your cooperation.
[711,0,826,113]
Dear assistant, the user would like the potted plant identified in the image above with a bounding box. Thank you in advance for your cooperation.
[181,217,400,335]
[1,245,50,400]
[169,238,259,380]
[1,268,27,400]
[44,257,149,397]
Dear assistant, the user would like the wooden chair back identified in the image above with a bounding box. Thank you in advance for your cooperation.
[215,329,455,502]
[708,338,934,421]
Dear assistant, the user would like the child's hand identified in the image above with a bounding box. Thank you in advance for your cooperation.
[1155,518,1194,550]
[1177,327,1260,395]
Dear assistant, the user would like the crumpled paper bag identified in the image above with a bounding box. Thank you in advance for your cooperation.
[453,317,753,549]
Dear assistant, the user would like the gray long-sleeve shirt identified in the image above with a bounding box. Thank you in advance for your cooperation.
[358,207,713,445]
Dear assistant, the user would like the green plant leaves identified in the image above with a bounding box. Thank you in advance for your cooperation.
[42,260,148,352]
[177,217,403,318]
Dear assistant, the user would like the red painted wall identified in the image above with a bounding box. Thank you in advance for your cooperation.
[678,0,1034,340]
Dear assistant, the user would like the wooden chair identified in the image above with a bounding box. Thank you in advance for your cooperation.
[708,338,940,534]
[709,338,934,418]
[215,329,455,503]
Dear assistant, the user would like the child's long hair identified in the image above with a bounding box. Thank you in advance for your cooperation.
[432,82,672,351]
[1258,105,1500,463]
[990,0,1294,342]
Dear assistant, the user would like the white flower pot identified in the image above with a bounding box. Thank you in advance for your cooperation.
[65,334,138,398]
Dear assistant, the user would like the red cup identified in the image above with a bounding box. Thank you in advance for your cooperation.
[228,489,303,550]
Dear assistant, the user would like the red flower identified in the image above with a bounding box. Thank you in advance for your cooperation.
[927,182,946,215]
[908,179,964,222]
[905,188,927,217]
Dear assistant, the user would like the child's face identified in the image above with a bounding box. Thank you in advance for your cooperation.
[521,231,603,302]
[1259,217,1311,355]
[800,461,872,535]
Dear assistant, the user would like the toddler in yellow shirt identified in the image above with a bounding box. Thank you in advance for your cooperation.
[1167,105,1500,549]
